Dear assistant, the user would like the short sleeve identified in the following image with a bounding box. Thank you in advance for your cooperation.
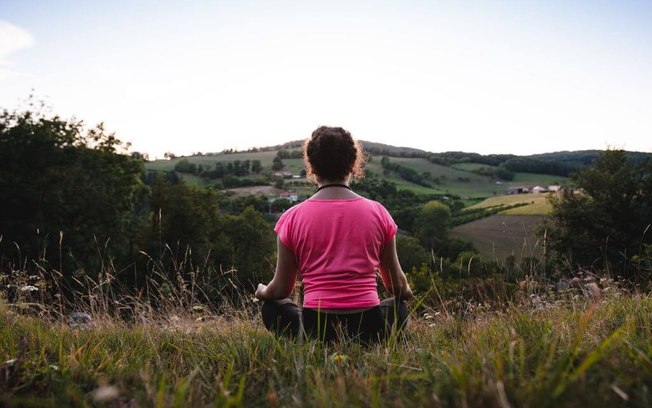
[377,202,398,244]
[274,208,294,250]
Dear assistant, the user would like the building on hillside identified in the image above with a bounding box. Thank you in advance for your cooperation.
[532,186,547,194]
[279,191,299,202]
[548,185,562,192]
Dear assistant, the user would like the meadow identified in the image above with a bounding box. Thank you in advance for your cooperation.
[465,193,553,216]
[451,215,546,260]
[2,281,650,407]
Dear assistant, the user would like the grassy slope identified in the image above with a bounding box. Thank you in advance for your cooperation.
[466,193,554,216]
[146,149,565,260]
[1,295,650,407]
[451,215,546,260]
[145,151,568,199]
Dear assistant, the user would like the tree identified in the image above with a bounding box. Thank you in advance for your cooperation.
[271,198,292,213]
[272,156,284,171]
[413,201,451,251]
[174,158,197,174]
[251,160,263,174]
[0,106,145,276]
[396,236,430,273]
[544,150,652,280]
[220,206,276,284]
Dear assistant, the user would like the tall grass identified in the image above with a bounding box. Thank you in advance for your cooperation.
[1,247,651,407]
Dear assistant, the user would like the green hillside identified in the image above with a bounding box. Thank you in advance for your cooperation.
[451,214,546,260]
[143,143,648,262]
[145,145,574,199]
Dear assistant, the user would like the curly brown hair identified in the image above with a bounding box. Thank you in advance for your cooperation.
[303,126,365,181]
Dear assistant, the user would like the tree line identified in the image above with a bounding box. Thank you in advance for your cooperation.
[0,107,276,305]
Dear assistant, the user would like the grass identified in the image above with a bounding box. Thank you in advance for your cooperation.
[467,193,553,216]
[1,249,651,408]
[1,291,650,407]
[451,215,546,260]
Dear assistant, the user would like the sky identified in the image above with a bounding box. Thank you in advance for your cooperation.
[1,0,651,158]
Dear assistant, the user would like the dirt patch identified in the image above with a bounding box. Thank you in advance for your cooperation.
[227,185,281,197]
[451,215,546,260]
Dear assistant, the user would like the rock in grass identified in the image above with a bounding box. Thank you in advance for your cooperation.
[68,312,92,329]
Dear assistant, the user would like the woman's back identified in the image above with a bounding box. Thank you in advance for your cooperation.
[255,126,412,342]
[275,196,397,309]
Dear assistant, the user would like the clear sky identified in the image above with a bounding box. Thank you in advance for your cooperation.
[1,0,651,158]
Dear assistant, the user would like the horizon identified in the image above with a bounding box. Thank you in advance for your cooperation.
[147,138,651,161]
[1,1,651,158]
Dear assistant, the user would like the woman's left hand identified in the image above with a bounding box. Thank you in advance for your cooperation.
[255,283,267,300]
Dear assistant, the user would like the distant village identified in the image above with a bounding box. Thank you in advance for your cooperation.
[506,184,562,195]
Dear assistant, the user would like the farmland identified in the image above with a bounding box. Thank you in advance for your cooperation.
[143,146,570,260]
[466,193,554,216]
[451,214,546,260]
[146,149,569,199]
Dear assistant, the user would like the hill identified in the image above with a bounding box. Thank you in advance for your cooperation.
[143,144,650,261]
[145,143,639,200]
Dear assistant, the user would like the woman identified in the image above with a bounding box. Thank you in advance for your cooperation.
[255,126,413,343]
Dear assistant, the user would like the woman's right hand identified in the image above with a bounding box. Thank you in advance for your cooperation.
[400,284,414,301]
[255,283,267,300]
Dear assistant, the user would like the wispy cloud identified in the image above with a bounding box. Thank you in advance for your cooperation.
[0,20,34,80]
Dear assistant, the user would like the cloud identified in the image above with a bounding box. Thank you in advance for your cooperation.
[0,20,34,80]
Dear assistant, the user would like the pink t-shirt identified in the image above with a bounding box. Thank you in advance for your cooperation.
[274,197,397,309]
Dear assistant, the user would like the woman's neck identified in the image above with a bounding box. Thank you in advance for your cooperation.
[312,177,358,199]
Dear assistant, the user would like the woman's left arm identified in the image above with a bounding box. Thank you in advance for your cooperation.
[255,236,298,300]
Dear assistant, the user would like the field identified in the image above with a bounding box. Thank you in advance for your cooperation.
[451,215,546,260]
[147,152,568,200]
[466,193,554,216]
[2,292,650,407]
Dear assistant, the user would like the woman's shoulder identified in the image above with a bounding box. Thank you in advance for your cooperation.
[357,196,390,211]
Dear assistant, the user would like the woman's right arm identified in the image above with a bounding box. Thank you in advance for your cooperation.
[379,236,413,300]
[255,236,298,300]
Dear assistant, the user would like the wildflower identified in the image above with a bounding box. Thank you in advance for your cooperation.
[330,352,349,363]
[266,390,278,406]
[19,285,38,292]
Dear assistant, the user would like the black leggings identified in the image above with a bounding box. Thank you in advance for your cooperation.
[261,298,408,343]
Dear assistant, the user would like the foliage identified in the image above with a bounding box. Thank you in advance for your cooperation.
[272,154,285,171]
[143,178,275,288]
[174,158,197,174]
[380,156,431,187]
[544,150,652,280]
[503,156,579,177]
[0,106,145,276]
[413,201,451,251]
[396,236,431,273]
[1,284,650,407]
[271,198,292,213]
